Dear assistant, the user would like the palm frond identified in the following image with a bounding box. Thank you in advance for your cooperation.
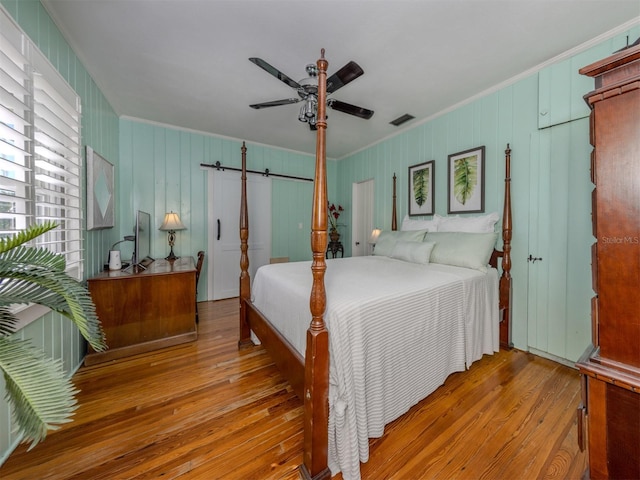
[0,243,106,352]
[0,337,78,449]
[0,245,66,272]
[453,154,478,205]
[0,222,57,254]
[0,306,19,336]
[0,223,107,448]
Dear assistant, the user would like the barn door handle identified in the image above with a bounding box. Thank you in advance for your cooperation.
[217,219,221,240]
[527,254,542,263]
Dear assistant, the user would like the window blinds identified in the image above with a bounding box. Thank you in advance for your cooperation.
[0,7,83,279]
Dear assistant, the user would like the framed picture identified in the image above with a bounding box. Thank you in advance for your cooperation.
[447,146,485,213]
[408,160,435,216]
[86,146,115,230]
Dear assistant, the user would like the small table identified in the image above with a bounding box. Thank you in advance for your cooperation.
[326,241,344,258]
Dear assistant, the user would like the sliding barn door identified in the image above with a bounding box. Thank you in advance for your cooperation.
[208,170,271,300]
[527,121,592,362]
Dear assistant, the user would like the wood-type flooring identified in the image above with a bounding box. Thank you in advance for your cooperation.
[0,299,587,479]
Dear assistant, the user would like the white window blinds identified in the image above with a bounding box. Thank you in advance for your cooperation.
[0,8,83,279]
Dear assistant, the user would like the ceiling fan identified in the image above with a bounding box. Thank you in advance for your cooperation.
[248,57,374,130]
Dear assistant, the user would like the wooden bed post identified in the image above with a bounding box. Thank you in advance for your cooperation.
[392,173,397,231]
[300,49,331,480]
[499,144,513,349]
[238,142,252,348]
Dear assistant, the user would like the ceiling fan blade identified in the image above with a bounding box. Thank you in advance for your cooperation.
[328,99,374,119]
[326,61,364,94]
[250,98,300,109]
[249,58,301,89]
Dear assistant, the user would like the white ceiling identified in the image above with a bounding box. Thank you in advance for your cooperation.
[42,0,640,159]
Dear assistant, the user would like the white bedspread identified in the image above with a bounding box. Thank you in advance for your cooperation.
[251,256,499,480]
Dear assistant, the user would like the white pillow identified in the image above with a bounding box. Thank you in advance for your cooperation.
[435,212,500,233]
[373,229,428,257]
[424,231,498,272]
[390,241,436,264]
[401,214,439,232]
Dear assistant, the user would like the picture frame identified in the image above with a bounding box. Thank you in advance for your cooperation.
[86,146,115,230]
[447,146,485,213]
[408,160,435,216]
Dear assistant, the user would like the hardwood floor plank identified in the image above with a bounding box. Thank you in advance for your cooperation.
[0,299,586,479]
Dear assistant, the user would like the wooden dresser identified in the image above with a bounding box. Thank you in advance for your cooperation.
[86,257,197,366]
[576,42,640,479]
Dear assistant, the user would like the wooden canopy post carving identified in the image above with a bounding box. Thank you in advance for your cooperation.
[300,49,331,480]
[499,144,513,348]
[238,142,252,348]
[392,173,397,231]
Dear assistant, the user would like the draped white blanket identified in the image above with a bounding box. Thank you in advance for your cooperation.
[251,256,499,480]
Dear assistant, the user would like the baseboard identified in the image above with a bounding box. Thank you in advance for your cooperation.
[528,347,578,369]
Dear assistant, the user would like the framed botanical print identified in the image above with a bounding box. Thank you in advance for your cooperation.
[408,160,435,216]
[448,146,485,213]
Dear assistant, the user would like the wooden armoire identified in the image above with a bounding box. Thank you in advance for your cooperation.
[576,41,640,479]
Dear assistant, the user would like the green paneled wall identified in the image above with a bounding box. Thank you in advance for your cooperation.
[337,80,536,352]
[119,119,338,294]
[337,25,640,356]
[0,0,119,464]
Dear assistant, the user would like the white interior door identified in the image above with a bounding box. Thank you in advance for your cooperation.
[527,122,592,363]
[208,170,271,300]
[352,179,374,256]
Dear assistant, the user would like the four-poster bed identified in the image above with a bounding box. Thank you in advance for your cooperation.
[238,50,513,480]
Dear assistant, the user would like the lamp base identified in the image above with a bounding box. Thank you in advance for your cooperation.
[165,246,179,261]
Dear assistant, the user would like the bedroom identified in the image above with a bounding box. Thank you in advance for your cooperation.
[0,0,639,478]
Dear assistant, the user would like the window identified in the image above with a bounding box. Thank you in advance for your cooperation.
[0,8,83,280]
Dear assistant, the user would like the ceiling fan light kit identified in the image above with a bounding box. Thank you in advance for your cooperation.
[249,56,374,129]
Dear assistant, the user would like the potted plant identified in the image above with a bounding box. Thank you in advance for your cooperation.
[328,202,344,242]
[0,222,106,448]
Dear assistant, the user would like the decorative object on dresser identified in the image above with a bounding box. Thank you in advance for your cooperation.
[408,160,435,216]
[447,146,485,213]
[159,211,186,261]
[576,39,640,480]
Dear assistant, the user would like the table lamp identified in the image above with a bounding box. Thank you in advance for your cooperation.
[159,211,186,260]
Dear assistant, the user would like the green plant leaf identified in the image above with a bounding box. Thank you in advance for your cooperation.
[412,168,429,207]
[0,337,78,449]
[453,154,478,205]
[0,223,107,447]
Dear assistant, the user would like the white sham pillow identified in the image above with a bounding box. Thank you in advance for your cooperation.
[390,241,436,264]
[401,214,439,232]
[435,212,500,233]
[373,229,428,257]
[424,231,498,272]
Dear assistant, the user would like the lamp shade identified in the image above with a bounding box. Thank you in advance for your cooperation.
[159,212,186,231]
[368,228,382,244]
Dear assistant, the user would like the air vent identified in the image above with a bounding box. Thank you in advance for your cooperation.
[390,114,415,126]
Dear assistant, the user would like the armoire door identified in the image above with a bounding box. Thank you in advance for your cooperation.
[208,169,271,300]
[527,120,593,362]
